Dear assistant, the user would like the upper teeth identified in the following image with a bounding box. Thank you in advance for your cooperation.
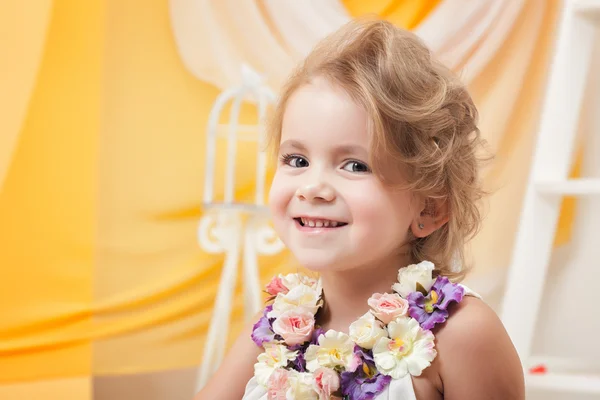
[301,218,340,228]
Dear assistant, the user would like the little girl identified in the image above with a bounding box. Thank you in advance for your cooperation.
[197,19,524,400]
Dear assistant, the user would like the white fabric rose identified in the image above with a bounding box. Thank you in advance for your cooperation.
[254,343,298,387]
[348,312,387,349]
[305,330,354,371]
[281,273,320,291]
[268,284,322,319]
[392,261,436,298]
[285,371,319,400]
[373,317,437,379]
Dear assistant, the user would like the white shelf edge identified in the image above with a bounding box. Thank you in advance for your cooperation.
[535,178,600,195]
[527,372,600,394]
[528,355,600,372]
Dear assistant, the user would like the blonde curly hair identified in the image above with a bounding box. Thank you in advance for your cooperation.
[267,18,487,280]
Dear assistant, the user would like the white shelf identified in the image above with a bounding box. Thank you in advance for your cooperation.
[527,373,600,394]
[536,178,600,195]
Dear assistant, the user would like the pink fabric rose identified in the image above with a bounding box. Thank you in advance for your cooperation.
[272,309,315,346]
[367,292,409,324]
[267,368,290,400]
[266,275,288,296]
[313,367,340,400]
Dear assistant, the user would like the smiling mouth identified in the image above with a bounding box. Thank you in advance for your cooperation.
[294,217,348,228]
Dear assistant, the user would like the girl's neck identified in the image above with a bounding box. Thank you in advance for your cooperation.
[316,253,412,333]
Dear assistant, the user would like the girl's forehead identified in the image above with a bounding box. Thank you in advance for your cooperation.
[280,81,371,150]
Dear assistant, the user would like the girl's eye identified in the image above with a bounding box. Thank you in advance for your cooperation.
[280,154,309,168]
[342,160,370,173]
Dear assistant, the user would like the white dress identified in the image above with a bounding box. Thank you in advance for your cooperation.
[243,373,417,400]
[242,286,480,400]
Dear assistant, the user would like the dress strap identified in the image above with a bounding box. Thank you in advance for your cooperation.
[460,284,481,299]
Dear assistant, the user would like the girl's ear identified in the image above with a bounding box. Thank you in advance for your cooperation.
[410,198,449,238]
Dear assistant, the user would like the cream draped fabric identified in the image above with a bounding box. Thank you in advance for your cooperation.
[169,0,527,89]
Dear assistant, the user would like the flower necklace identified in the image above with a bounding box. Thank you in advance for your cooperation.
[251,261,466,400]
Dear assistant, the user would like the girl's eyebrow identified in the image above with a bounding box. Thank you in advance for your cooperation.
[279,139,307,152]
[333,144,368,159]
[279,140,368,158]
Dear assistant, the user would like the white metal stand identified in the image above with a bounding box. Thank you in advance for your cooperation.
[195,65,284,391]
[196,207,283,389]
[500,0,600,395]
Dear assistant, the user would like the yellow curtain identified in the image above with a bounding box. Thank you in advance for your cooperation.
[0,378,91,400]
[0,0,53,191]
[0,0,102,397]
[0,1,570,397]
[343,0,441,30]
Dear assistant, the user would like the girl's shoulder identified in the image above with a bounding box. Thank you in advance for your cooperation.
[194,313,263,400]
[432,296,525,398]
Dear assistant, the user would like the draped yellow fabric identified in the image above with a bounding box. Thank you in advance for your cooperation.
[0,0,101,397]
[343,0,442,30]
[0,1,572,397]
[0,0,53,191]
[0,378,90,400]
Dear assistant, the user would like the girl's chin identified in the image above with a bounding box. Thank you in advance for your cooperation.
[292,255,351,273]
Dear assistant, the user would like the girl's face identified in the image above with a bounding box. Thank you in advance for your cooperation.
[268,77,420,272]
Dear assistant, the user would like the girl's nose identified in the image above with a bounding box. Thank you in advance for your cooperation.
[294,182,335,202]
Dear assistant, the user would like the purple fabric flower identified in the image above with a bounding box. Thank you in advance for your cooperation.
[407,276,464,330]
[340,346,392,400]
[290,351,307,372]
[310,326,325,345]
[251,305,275,347]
